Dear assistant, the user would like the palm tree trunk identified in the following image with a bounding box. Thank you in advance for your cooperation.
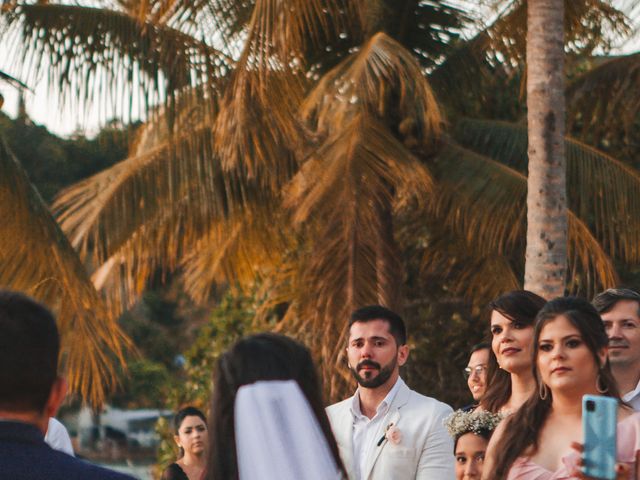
[524,0,567,299]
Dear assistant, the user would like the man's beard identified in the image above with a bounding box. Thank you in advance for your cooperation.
[349,358,397,388]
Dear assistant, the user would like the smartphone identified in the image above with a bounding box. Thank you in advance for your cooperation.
[582,394,618,480]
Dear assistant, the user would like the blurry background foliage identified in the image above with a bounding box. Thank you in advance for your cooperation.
[0,0,639,409]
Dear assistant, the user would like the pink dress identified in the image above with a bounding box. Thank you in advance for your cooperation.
[506,412,640,480]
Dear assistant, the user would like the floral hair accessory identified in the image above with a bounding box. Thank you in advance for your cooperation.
[444,409,504,439]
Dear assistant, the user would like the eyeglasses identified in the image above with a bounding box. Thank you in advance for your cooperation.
[463,365,487,380]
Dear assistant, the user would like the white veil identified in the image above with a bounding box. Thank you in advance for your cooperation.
[234,380,342,480]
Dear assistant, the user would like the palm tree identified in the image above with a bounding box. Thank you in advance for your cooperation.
[2,0,640,401]
[0,70,128,406]
[0,136,129,406]
[525,0,567,298]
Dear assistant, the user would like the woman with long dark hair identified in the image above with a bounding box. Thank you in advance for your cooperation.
[480,290,546,413]
[205,332,345,480]
[483,297,640,479]
[161,406,208,480]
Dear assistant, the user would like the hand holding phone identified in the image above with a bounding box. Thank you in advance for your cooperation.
[581,395,618,480]
[571,442,632,480]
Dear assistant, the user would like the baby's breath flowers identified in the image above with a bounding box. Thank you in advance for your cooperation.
[444,409,504,439]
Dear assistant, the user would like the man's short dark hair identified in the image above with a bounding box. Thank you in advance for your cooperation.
[592,288,640,316]
[0,290,59,412]
[349,305,407,345]
[470,342,490,355]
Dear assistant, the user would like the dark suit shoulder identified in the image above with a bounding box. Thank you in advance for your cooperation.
[0,439,136,480]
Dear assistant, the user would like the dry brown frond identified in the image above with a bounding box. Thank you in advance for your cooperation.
[181,208,293,304]
[303,31,442,156]
[0,137,129,407]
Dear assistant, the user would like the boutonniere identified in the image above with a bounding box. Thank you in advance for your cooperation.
[376,422,402,446]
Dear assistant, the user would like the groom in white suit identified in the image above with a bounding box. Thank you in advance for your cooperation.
[326,305,454,480]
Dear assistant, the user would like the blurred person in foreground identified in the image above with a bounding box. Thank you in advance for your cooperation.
[327,305,454,480]
[161,406,208,480]
[205,332,345,480]
[0,289,134,480]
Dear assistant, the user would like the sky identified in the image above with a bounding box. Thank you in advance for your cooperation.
[0,1,638,139]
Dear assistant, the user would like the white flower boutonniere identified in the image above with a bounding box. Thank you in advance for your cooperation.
[377,422,401,446]
[386,425,402,445]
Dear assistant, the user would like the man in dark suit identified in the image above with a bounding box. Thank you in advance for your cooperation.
[0,289,134,479]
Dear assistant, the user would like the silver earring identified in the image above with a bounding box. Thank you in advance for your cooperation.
[596,373,608,394]
[539,382,548,400]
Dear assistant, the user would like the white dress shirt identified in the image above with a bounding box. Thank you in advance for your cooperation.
[45,417,74,456]
[350,378,402,480]
[623,378,640,411]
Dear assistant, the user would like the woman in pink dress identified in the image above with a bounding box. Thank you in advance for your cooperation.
[481,290,546,414]
[482,296,640,480]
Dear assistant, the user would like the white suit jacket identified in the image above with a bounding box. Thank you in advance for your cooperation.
[326,379,454,480]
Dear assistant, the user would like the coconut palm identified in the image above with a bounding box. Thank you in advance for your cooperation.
[2,0,640,400]
[525,0,567,298]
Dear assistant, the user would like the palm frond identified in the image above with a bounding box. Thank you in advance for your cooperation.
[53,101,254,266]
[0,136,129,406]
[567,52,640,156]
[212,0,350,190]
[181,208,293,304]
[303,31,442,155]
[282,113,434,398]
[430,141,618,298]
[5,4,231,121]
[0,69,30,90]
[429,0,630,117]
[453,118,640,262]
[406,221,521,307]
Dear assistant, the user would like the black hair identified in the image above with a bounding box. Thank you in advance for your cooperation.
[469,342,490,355]
[206,333,345,480]
[489,297,622,479]
[454,429,493,451]
[174,406,207,433]
[480,290,546,413]
[0,290,59,412]
[593,288,640,316]
[349,305,407,345]
[173,406,207,459]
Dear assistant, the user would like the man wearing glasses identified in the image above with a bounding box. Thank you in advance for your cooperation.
[464,343,490,406]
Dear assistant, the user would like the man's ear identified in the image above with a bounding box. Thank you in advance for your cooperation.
[397,344,409,367]
[44,377,67,420]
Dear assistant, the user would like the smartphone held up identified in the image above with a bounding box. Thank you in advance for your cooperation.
[582,394,618,480]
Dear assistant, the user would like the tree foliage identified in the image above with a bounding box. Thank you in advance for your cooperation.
[1,0,640,402]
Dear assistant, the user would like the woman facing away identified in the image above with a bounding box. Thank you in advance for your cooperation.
[445,409,503,480]
[161,406,208,480]
[480,290,547,414]
[205,332,346,480]
[483,296,640,480]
